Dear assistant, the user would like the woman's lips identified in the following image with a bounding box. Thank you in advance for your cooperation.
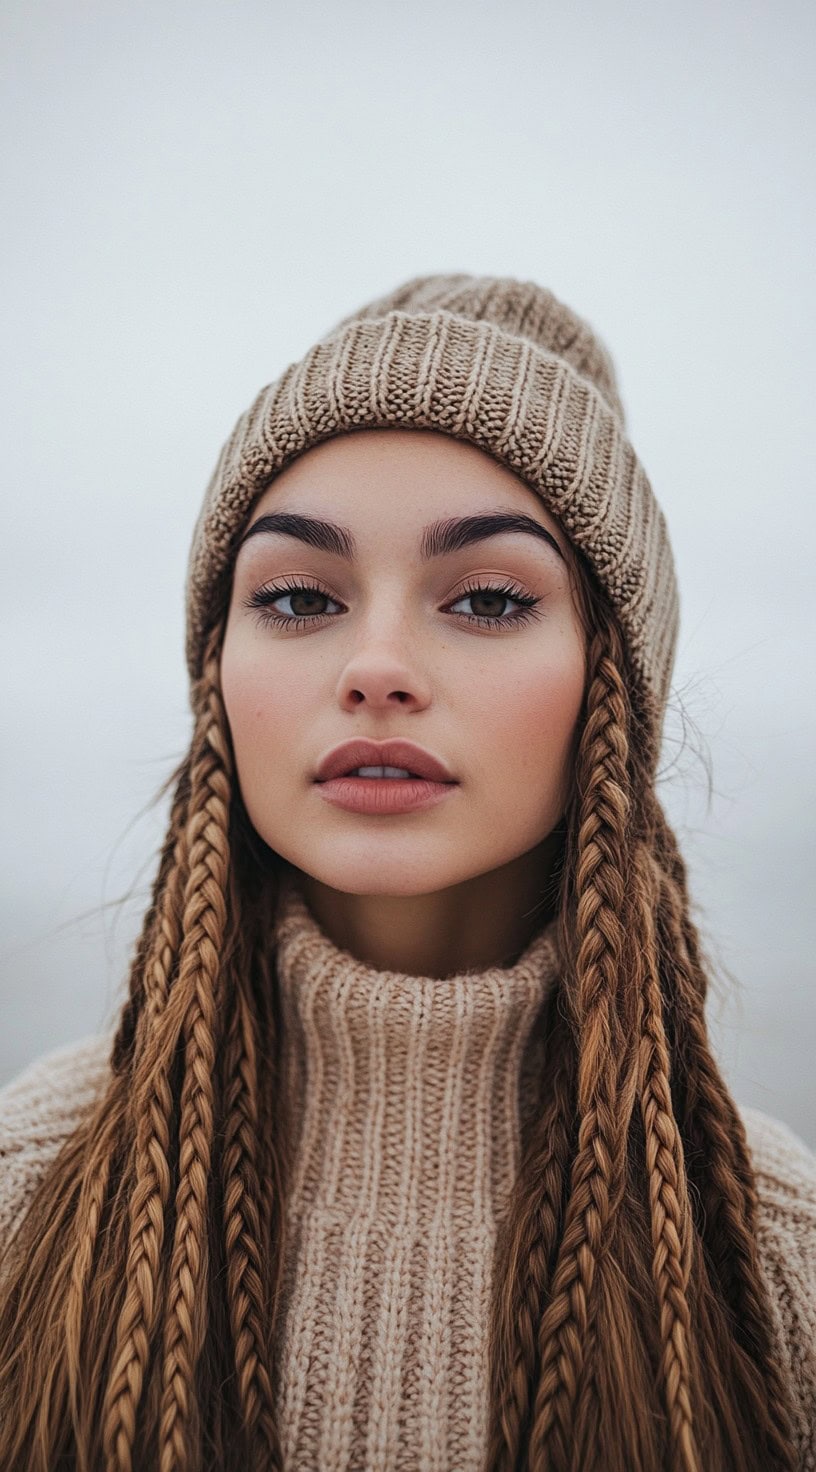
[314,775,459,815]
[314,739,455,784]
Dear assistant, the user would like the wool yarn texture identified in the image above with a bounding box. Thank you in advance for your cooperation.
[185,273,679,732]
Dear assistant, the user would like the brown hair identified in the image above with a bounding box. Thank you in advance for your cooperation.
[0,547,797,1471]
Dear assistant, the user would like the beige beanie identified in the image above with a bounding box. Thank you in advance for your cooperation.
[186,273,679,730]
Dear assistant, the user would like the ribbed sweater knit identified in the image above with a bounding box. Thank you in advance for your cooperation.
[271,876,562,1469]
[1,876,815,1469]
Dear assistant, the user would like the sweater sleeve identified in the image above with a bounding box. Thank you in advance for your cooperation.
[0,1032,113,1254]
[740,1103,816,1471]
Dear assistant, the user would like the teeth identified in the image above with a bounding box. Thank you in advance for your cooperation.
[349,765,414,779]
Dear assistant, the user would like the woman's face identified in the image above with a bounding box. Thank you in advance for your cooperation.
[221,428,587,901]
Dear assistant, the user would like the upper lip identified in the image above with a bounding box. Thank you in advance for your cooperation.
[315,739,457,783]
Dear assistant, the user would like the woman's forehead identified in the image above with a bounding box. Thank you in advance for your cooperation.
[245,426,571,549]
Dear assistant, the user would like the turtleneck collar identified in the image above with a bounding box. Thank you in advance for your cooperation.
[272,871,562,1227]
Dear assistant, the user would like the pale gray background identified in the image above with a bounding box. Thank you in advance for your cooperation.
[2,0,814,1145]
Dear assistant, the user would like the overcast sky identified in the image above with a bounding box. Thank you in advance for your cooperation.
[1,0,814,1144]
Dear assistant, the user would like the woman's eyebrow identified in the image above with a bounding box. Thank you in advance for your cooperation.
[238,509,566,563]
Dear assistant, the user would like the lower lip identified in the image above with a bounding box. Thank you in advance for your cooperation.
[315,777,458,814]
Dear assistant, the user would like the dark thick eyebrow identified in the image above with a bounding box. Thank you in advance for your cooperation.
[238,509,566,564]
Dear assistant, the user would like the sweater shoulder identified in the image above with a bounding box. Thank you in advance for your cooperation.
[0,1031,114,1250]
[741,1103,816,1207]
[739,1104,816,1465]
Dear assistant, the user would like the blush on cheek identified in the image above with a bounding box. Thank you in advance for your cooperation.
[221,639,264,728]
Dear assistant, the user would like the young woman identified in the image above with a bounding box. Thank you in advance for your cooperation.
[0,273,813,1472]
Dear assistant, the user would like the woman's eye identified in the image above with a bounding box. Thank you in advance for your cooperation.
[246,583,339,627]
[448,587,539,624]
[244,579,543,630]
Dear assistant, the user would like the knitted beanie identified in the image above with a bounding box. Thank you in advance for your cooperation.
[186,273,679,729]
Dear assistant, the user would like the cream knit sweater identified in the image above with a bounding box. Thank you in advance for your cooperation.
[1,877,814,1469]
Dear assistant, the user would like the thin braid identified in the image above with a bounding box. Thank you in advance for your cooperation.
[649,810,773,1276]
[109,754,195,1078]
[63,1106,122,1472]
[250,925,290,1348]
[486,1007,576,1471]
[60,756,194,1469]
[221,958,283,1468]
[529,621,636,1468]
[651,799,762,1222]
[647,800,797,1469]
[101,760,194,1471]
[635,842,699,1472]
[158,637,233,1472]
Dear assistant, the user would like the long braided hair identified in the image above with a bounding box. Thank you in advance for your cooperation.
[0,550,798,1470]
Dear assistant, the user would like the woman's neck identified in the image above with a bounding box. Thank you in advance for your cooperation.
[293,830,563,979]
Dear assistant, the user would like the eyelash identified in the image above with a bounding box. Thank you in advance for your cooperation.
[244,575,544,631]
